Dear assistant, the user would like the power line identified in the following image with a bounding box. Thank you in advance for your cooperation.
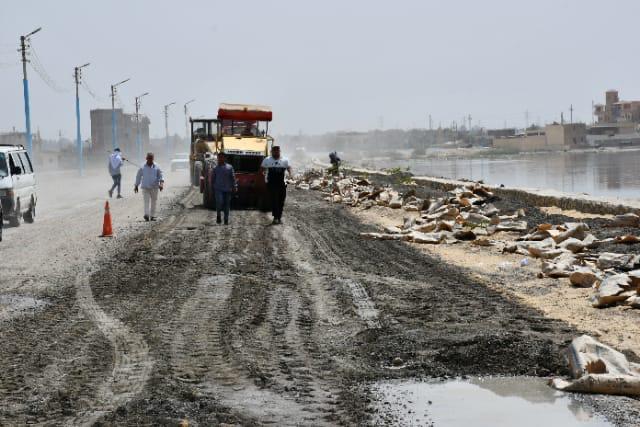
[81,75,105,102]
[28,41,70,93]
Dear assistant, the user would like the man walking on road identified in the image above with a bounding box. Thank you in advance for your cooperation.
[211,152,237,225]
[108,148,125,198]
[260,145,291,225]
[134,152,164,221]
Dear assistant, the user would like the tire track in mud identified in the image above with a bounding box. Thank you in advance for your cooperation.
[69,272,154,426]
[282,215,383,329]
[66,189,197,425]
[168,210,337,425]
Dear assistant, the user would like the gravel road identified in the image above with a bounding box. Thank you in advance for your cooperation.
[0,175,638,425]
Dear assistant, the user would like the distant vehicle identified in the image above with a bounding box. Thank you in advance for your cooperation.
[0,144,37,227]
[170,152,190,172]
[189,103,274,210]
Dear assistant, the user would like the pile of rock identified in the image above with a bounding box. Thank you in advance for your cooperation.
[295,172,530,245]
[358,184,529,246]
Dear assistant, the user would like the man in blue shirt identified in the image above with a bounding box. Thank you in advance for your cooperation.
[211,152,237,225]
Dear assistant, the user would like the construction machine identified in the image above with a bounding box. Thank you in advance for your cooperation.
[189,103,274,210]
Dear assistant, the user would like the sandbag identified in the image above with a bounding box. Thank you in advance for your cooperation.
[609,213,640,228]
[553,223,588,244]
[494,220,528,232]
[413,222,437,233]
[409,231,445,244]
[551,335,640,396]
[597,253,638,271]
[591,274,631,307]
[359,232,402,241]
[569,268,599,288]
[559,237,586,254]
[541,253,577,278]
[383,226,403,234]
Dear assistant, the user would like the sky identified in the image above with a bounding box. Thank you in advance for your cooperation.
[1,0,640,139]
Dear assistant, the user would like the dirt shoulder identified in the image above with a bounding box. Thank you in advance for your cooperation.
[352,196,640,361]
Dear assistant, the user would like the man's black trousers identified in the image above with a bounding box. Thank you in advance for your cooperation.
[268,184,287,220]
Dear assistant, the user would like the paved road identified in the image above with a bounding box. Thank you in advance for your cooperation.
[0,166,189,292]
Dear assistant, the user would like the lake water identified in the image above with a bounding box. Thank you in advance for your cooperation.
[362,149,640,202]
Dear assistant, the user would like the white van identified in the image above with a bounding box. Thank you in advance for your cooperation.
[0,145,37,226]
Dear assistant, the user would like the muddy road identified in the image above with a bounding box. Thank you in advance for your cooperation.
[1,187,634,425]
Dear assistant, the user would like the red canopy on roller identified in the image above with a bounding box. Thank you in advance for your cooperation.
[217,103,272,122]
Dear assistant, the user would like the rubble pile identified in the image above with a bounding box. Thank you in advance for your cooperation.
[505,213,640,309]
[296,171,640,310]
[295,171,527,246]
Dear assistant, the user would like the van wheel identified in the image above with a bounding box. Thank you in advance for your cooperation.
[23,201,35,223]
[9,203,21,227]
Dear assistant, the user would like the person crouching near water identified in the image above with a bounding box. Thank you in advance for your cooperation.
[211,152,237,225]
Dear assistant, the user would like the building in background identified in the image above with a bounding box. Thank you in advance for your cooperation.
[493,123,587,152]
[0,130,26,147]
[589,90,640,147]
[594,90,640,130]
[90,109,150,159]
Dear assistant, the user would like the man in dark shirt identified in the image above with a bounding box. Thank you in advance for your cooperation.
[211,152,237,225]
[260,146,292,225]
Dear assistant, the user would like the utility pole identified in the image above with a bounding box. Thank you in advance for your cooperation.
[468,114,472,131]
[524,110,529,130]
[135,92,150,165]
[570,104,574,124]
[19,27,42,159]
[428,114,432,131]
[164,102,176,161]
[561,112,564,125]
[110,78,130,150]
[184,99,195,143]
[74,62,90,176]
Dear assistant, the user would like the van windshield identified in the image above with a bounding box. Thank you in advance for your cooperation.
[0,153,7,178]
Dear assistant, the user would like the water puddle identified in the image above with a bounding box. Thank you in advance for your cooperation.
[373,377,612,426]
[0,294,48,322]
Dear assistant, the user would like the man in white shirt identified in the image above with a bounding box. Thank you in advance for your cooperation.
[108,148,125,198]
[134,152,164,221]
[260,146,291,225]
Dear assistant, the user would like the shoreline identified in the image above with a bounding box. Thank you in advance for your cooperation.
[338,164,640,215]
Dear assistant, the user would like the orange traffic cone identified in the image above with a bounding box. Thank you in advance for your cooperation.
[100,201,114,237]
